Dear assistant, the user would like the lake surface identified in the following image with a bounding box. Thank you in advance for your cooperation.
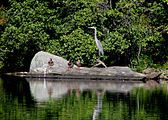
[0,75,168,120]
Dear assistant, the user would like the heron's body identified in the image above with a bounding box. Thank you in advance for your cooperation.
[95,38,104,56]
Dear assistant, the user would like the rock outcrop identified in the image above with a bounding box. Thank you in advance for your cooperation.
[29,51,72,74]
[143,68,168,80]
[28,51,146,80]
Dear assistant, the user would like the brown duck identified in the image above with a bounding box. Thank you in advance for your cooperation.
[48,58,54,67]
[76,60,81,70]
[67,59,73,70]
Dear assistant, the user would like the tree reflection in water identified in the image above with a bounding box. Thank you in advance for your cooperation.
[0,76,168,120]
[1,75,35,106]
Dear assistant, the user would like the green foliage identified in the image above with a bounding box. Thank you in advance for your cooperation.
[0,0,52,71]
[104,31,129,53]
[130,55,153,72]
[0,0,167,71]
[47,28,97,66]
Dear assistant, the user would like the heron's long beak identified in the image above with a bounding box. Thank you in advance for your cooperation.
[88,27,94,29]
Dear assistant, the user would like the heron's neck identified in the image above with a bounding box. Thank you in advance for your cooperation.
[94,28,97,40]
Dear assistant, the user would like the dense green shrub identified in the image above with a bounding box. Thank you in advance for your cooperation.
[0,0,167,72]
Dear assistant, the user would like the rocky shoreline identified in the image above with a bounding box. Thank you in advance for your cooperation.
[3,51,167,81]
[142,68,168,81]
[27,51,145,80]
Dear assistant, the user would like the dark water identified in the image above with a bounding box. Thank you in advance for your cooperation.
[0,76,168,120]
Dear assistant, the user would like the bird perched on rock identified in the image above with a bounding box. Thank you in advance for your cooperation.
[76,59,81,70]
[88,26,104,56]
[67,59,73,71]
[48,58,54,67]
[89,26,107,68]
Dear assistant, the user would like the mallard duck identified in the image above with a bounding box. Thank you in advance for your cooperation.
[67,59,73,70]
[48,58,54,67]
[76,59,81,70]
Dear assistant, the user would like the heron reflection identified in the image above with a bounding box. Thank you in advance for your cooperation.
[92,90,104,120]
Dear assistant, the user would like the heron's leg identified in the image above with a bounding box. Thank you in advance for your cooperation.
[98,51,101,56]
[92,59,107,68]
[98,59,107,68]
[92,62,102,67]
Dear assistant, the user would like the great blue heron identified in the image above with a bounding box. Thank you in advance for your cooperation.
[89,27,107,68]
[88,27,104,56]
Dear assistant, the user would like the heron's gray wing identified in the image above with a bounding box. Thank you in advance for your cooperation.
[96,40,104,55]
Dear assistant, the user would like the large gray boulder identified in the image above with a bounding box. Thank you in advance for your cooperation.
[29,51,70,74]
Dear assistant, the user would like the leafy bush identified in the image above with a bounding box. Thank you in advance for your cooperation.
[0,0,167,72]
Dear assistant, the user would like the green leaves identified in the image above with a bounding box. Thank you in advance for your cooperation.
[47,28,97,66]
[0,0,167,71]
[104,31,129,53]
